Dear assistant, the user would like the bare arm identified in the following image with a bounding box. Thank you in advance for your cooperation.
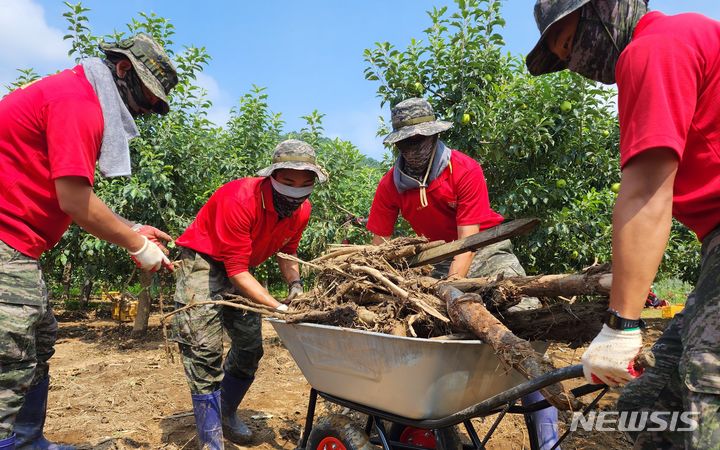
[276,254,301,284]
[55,177,144,252]
[610,148,678,320]
[371,234,391,245]
[229,271,283,309]
[447,225,480,279]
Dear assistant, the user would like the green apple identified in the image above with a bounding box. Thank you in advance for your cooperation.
[560,100,572,112]
[414,81,424,92]
[611,182,621,193]
[555,179,567,189]
[461,113,471,125]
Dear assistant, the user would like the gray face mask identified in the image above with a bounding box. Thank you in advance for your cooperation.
[396,135,438,180]
[567,0,648,84]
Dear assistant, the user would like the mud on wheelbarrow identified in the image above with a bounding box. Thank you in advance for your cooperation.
[268,318,608,450]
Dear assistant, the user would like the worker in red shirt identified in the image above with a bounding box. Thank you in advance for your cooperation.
[0,33,177,449]
[171,139,327,449]
[527,0,720,447]
[366,97,559,450]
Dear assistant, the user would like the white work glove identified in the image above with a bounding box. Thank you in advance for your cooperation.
[128,235,172,272]
[285,280,303,302]
[581,324,643,386]
[131,223,172,253]
[275,304,289,312]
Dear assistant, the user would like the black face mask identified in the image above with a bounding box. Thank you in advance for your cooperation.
[103,58,158,117]
[396,135,438,180]
[272,189,309,219]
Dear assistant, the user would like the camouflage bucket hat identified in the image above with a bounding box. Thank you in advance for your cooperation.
[526,0,591,76]
[99,33,178,115]
[383,98,453,145]
[257,139,329,183]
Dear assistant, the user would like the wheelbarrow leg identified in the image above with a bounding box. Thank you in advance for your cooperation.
[463,419,483,449]
[298,388,318,450]
[372,416,392,450]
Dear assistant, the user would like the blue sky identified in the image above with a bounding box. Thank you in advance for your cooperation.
[2,0,718,160]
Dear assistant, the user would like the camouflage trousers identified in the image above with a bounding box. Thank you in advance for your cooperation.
[171,248,263,394]
[431,239,527,279]
[617,227,720,449]
[0,241,58,438]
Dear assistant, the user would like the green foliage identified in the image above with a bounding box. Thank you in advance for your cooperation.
[653,278,693,305]
[363,0,701,281]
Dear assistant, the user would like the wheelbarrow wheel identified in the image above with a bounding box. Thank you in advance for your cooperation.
[306,414,374,450]
[387,423,462,450]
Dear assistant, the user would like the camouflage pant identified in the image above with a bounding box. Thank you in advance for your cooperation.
[432,239,527,279]
[617,228,720,449]
[0,241,57,438]
[171,248,264,394]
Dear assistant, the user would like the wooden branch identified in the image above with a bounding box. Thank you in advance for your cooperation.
[409,218,540,267]
[350,264,449,323]
[311,246,372,263]
[383,240,445,261]
[446,272,612,298]
[436,284,580,411]
[160,299,287,323]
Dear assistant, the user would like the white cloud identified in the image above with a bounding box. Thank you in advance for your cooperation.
[195,71,232,127]
[0,0,70,66]
[326,107,390,161]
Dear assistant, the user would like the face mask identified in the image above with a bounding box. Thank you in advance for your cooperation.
[396,135,438,179]
[567,0,648,84]
[103,58,158,117]
[270,177,313,219]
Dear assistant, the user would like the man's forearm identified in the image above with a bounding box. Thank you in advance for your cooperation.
[229,271,282,309]
[55,178,144,252]
[276,255,301,284]
[610,195,672,319]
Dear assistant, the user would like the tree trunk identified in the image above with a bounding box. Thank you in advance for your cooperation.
[62,262,73,301]
[445,272,612,298]
[132,271,153,336]
[80,278,93,308]
[435,284,580,411]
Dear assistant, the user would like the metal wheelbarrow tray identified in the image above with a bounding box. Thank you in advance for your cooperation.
[268,318,549,420]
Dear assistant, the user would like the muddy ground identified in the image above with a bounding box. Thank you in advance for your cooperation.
[41,309,667,449]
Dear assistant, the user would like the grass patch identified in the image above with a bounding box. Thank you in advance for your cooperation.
[653,278,692,305]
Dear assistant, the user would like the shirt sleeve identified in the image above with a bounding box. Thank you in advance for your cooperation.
[366,172,400,237]
[45,97,103,185]
[455,162,504,229]
[280,203,311,254]
[211,193,255,277]
[617,35,702,168]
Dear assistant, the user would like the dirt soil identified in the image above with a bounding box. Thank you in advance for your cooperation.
[42,310,668,450]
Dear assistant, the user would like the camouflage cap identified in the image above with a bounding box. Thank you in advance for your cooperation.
[526,0,591,76]
[257,139,328,183]
[99,33,178,115]
[383,98,452,145]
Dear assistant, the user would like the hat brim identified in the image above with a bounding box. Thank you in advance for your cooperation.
[257,162,329,183]
[525,1,590,77]
[383,120,453,145]
[106,49,171,115]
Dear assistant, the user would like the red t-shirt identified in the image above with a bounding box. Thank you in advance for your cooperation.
[366,150,504,242]
[0,65,104,259]
[176,177,311,277]
[617,11,720,241]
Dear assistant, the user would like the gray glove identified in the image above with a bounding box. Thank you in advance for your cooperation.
[285,280,303,302]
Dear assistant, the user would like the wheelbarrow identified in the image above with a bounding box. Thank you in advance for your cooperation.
[268,319,608,450]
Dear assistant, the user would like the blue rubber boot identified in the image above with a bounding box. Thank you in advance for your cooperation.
[0,434,16,450]
[191,391,224,450]
[220,374,253,444]
[14,378,75,450]
[522,391,560,450]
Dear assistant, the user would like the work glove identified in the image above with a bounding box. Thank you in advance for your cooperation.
[285,280,303,302]
[131,223,172,254]
[276,304,289,312]
[128,235,173,272]
[581,324,643,386]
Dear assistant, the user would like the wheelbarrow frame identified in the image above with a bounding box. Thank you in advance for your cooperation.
[297,365,609,450]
